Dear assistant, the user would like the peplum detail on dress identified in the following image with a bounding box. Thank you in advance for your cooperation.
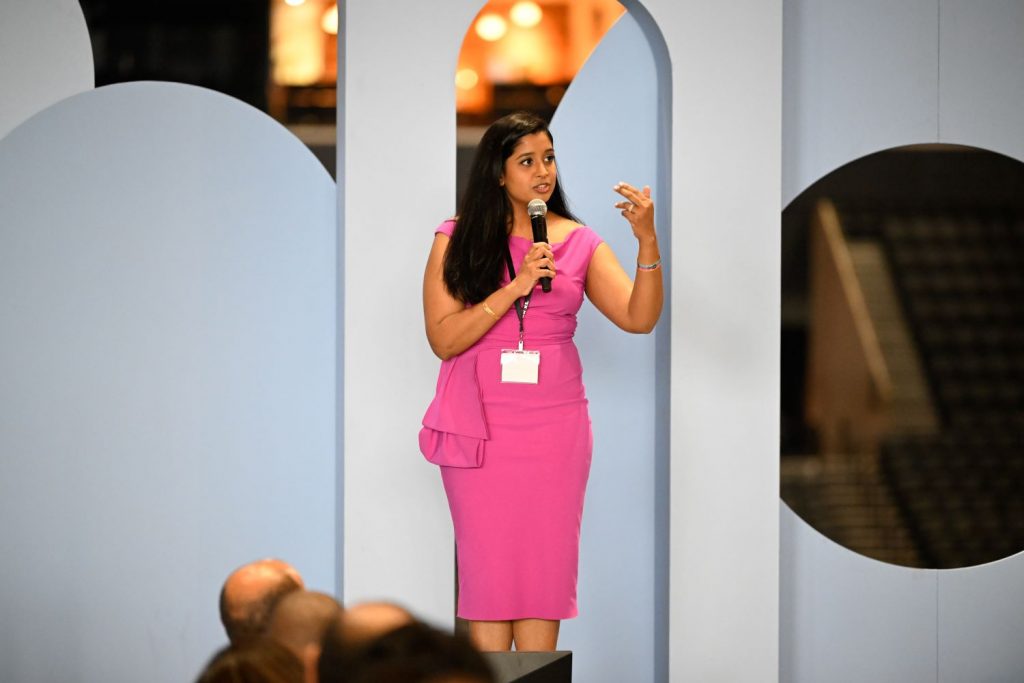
[419,352,488,468]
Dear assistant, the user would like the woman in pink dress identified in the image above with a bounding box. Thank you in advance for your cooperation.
[420,111,663,652]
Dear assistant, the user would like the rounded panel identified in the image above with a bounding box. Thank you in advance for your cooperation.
[0,0,94,140]
[0,82,336,682]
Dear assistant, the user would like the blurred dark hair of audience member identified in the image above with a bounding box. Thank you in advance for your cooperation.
[268,590,343,683]
[317,602,494,683]
[220,558,305,647]
[196,640,304,683]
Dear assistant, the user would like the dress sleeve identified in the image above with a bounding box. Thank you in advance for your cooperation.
[579,226,604,264]
[435,219,457,238]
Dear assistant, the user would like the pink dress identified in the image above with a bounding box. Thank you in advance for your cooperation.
[419,219,603,620]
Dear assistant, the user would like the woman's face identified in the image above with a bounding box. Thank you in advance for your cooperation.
[500,131,556,208]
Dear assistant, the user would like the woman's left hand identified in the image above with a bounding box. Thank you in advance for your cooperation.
[613,181,656,241]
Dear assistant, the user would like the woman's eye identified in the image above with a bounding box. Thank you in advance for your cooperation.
[520,158,532,166]
[545,155,556,163]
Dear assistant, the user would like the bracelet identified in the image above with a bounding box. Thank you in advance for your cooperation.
[482,302,500,319]
[637,257,662,271]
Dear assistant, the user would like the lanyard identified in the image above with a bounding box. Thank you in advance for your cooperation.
[504,247,532,351]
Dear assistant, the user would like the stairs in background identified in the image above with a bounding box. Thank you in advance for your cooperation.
[847,239,939,435]
[784,236,940,568]
[781,455,921,566]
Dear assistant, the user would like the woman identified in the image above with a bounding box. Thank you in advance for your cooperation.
[420,111,662,652]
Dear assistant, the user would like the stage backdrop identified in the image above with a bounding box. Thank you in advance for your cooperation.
[0,82,337,682]
[780,0,1024,681]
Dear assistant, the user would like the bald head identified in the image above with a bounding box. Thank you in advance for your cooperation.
[219,558,304,647]
[267,591,342,659]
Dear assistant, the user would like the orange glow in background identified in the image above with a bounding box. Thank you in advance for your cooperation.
[269,0,624,121]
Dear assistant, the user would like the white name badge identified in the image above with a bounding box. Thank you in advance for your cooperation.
[500,349,540,384]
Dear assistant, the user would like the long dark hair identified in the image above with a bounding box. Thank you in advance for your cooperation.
[444,111,580,304]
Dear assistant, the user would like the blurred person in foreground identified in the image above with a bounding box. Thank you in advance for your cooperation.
[268,590,343,683]
[318,601,494,683]
[196,640,304,683]
[220,558,305,647]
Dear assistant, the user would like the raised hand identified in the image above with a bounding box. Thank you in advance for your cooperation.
[613,181,656,241]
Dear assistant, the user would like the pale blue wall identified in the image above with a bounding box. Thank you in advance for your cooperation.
[0,0,92,139]
[780,0,1024,680]
[551,12,668,683]
[0,83,337,682]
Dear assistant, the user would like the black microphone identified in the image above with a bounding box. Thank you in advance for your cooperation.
[527,198,551,293]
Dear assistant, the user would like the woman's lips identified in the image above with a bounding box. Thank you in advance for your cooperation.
[533,183,551,193]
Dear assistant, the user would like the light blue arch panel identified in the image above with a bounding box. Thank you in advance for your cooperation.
[0,82,336,683]
[551,12,664,683]
[0,0,93,139]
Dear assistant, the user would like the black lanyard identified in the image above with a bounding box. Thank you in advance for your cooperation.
[504,247,532,350]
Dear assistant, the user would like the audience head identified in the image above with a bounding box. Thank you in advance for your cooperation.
[333,601,416,648]
[267,590,343,683]
[196,641,304,683]
[318,602,494,683]
[220,558,305,647]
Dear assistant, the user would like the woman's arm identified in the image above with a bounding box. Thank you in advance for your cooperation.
[423,233,555,360]
[584,182,663,334]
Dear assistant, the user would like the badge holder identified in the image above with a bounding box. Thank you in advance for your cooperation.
[501,341,540,384]
[500,247,540,384]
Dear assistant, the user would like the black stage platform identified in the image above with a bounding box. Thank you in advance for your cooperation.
[483,651,572,682]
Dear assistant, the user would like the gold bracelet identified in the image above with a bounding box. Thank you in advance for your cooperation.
[482,302,500,319]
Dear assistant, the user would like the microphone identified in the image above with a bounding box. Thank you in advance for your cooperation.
[527,198,551,293]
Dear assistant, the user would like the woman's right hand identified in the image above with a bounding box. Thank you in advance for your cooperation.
[511,242,556,297]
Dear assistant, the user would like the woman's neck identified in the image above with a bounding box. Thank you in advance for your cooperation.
[508,202,533,238]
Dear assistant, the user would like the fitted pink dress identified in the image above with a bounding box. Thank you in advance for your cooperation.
[419,219,603,621]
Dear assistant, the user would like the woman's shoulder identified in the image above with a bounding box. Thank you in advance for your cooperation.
[555,224,603,267]
[434,217,457,238]
[548,216,584,241]
[558,221,602,248]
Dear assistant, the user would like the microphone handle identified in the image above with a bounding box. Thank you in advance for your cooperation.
[530,214,552,293]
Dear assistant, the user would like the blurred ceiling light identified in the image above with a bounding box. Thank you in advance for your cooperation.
[455,68,480,90]
[510,2,543,28]
[284,0,306,6]
[321,3,338,35]
[475,13,508,42]
[271,0,325,85]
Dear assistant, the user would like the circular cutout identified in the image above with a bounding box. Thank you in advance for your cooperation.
[781,144,1024,568]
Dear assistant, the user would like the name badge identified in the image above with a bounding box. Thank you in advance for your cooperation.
[500,349,540,384]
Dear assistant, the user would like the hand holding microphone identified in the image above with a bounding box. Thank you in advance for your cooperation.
[528,199,552,293]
